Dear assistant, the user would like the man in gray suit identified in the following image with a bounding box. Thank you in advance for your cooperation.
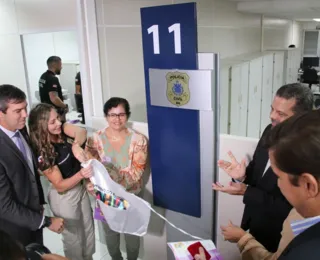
[0,84,64,246]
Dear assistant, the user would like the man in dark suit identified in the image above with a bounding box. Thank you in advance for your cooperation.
[0,84,64,246]
[267,110,320,260]
[213,83,314,252]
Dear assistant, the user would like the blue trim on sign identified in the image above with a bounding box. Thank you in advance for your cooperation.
[141,3,201,217]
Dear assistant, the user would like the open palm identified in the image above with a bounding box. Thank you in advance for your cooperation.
[218,151,246,180]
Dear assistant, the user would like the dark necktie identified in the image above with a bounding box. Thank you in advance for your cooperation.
[14,131,28,161]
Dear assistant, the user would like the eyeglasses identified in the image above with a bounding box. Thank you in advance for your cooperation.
[107,113,127,119]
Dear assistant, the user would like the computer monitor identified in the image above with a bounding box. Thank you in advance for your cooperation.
[303,57,320,67]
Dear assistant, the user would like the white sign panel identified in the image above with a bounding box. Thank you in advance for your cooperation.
[149,69,214,111]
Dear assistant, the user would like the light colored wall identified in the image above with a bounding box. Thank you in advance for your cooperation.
[263,18,292,49]
[14,0,77,34]
[264,19,303,49]
[0,0,27,101]
[96,0,303,123]
[292,21,304,48]
[0,33,27,97]
[0,0,77,108]
[302,21,320,30]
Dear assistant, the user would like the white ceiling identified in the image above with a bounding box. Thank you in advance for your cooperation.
[229,0,320,21]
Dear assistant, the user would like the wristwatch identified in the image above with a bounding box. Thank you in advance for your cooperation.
[42,216,52,229]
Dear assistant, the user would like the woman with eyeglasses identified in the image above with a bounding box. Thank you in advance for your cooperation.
[85,97,148,260]
[28,103,95,260]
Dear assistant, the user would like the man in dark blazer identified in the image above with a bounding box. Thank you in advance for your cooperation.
[267,110,320,260]
[0,84,64,246]
[213,83,314,252]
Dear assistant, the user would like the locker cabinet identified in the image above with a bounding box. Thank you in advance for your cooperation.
[272,52,285,96]
[247,57,263,138]
[221,49,298,138]
[260,54,274,134]
[230,62,249,137]
[285,48,301,84]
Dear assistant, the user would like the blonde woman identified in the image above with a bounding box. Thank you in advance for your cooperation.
[28,103,95,260]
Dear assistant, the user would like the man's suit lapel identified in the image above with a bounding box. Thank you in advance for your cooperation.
[0,128,33,176]
[280,221,320,258]
[257,126,272,180]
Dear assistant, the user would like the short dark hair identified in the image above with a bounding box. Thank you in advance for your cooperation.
[0,230,26,260]
[276,83,313,114]
[268,110,320,186]
[0,84,26,113]
[103,97,131,118]
[47,56,61,67]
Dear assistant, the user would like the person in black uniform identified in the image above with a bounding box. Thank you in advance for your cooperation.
[213,84,314,252]
[29,103,95,260]
[39,56,68,122]
[75,72,82,95]
[74,72,85,124]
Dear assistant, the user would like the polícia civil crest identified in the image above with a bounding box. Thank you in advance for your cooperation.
[166,72,190,107]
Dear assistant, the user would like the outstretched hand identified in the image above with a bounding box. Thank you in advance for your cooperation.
[212,181,247,196]
[221,220,246,243]
[218,151,246,181]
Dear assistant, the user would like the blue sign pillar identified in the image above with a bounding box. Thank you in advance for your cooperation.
[141,3,201,217]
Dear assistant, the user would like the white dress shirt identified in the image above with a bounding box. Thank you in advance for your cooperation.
[262,159,271,177]
[291,215,320,236]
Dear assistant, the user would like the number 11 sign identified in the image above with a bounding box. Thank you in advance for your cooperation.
[141,3,201,217]
[148,23,182,54]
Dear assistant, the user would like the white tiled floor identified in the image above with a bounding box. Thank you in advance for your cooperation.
[44,220,135,260]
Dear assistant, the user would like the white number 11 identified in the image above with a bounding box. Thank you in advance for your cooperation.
[168,23,181,54]
[147,23,182,54]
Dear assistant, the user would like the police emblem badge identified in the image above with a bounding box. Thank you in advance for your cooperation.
[166,71,190,107]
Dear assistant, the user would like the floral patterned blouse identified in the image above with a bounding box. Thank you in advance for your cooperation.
[85,127,148,194]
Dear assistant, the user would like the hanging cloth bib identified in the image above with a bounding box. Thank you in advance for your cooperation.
[84,159,202,239]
